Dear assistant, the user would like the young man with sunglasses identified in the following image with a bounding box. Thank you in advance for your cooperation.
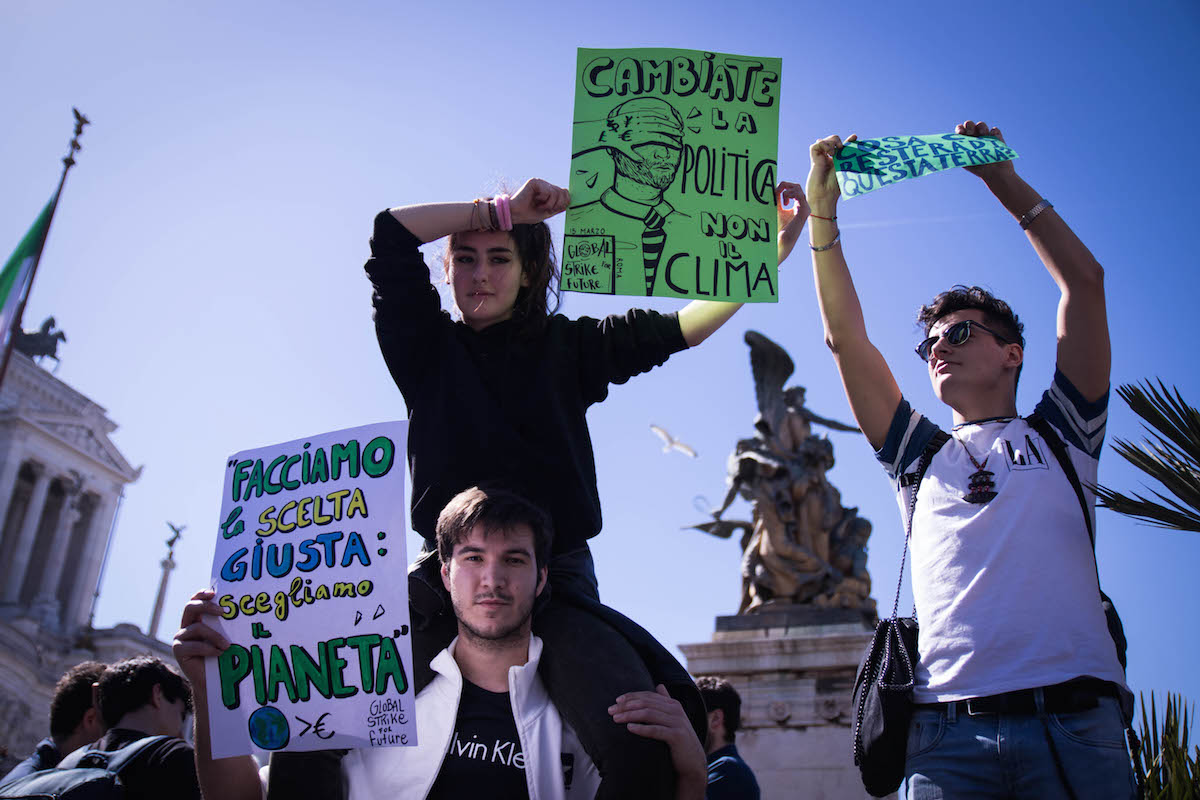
[806,121,1136,798]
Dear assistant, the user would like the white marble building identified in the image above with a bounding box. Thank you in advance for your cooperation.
[0,350,171,773]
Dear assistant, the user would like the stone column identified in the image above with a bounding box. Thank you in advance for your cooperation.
[0,449,27,543]
[31,487,84,626]
[147,553,177,640]
[2,462,48,604]
[66,491,119,630]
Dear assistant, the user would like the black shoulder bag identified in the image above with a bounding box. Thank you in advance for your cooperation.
[851,430,948,798]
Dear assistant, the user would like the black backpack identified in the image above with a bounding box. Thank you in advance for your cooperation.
[0,736,169,800]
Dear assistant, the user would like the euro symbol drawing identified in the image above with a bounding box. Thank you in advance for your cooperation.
[220,506,245,539]
[296,712,335,740]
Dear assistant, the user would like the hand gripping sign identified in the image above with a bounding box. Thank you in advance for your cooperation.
[564,47,782,303]
[834,133,1018,198]
[205,421,416,758]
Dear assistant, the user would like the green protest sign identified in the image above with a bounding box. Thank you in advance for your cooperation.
[835,134,1018,199]
[564,47,782,303]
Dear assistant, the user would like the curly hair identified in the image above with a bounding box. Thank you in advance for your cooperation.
[96,656,192,728]
[445,217,562,338]
[696,676,742,743]
[917,285,1025,390]
[49,660,106,738]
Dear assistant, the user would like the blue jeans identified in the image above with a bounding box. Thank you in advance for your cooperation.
[905,693,1137,799]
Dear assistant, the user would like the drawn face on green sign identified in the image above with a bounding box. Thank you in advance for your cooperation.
[617,144,681,189]
[607,97,684,192]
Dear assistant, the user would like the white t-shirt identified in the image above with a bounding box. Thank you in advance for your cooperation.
[876,370,1126,702]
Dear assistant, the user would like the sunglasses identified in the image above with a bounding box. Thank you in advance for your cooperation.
[915,320,1014,362]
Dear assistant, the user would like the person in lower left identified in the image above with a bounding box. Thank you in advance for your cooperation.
[0,660,107,784]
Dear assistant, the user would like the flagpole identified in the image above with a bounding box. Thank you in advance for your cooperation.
[0,108,91,390]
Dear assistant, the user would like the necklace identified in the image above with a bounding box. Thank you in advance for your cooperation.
[954,434,997,504]
[952,415,1016,430]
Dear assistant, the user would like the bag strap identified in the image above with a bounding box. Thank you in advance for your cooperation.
[891,429,950,620]
[58,735,171,775]
[1025,412,1114,611]
[105,735,172,775]
[1026,412,1095,547]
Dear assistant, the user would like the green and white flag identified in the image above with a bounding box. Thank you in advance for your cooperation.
[0,194,57,348]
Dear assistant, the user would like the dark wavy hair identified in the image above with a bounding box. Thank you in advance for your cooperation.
[917,285,1025,390]
[445,215,562,338]
[436,484,553,571]
[49,660,106,738]
[96,656,192,728]
[696,676,742,744]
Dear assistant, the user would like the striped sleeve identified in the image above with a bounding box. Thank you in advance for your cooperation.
[1033,369,1109,459]
[875,397,939,479]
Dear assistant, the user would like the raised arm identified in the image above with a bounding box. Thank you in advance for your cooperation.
[678,181,809,347]
[388,178,570,243]
[806,135,902,449]
[958,121,1110,401]
[173,590,264,800]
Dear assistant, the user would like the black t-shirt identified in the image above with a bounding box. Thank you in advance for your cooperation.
[427,680,529,800]
[96,728,201,800]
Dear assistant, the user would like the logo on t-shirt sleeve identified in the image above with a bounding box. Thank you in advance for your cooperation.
[1002,434,1050,472]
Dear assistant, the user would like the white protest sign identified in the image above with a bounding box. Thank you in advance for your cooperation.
[204,421,416,758]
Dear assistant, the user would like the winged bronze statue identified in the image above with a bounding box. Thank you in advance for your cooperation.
[689,330,875,617]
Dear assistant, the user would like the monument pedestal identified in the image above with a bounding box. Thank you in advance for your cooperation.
[681,607,894,800]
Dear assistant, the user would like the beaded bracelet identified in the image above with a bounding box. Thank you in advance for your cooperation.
[471,199,495,232]
[810,231,842,252]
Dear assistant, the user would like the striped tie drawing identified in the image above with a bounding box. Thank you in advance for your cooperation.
[642,207,666,296]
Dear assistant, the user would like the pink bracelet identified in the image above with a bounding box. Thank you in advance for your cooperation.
[495,194,513,231]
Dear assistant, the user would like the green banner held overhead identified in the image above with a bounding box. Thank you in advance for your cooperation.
[835,134,1018,199]
[564,48,782,303]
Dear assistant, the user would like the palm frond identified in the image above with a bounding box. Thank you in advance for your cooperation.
[1111,437,1200,500]
[1137,692,1200,797]
[1118,380,1200,468]
[1094,486,1200,531]
[1097,381,1200,533]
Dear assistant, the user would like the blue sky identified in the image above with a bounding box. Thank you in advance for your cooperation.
[3,0,1198,729]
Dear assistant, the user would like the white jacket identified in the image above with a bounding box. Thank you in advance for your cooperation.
[342,635,599,800]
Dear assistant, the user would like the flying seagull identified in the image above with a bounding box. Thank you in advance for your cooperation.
[650,424,698,458]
